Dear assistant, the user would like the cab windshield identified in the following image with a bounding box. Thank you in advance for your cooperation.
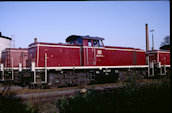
[93,40,103,47]
[67,38,83,45]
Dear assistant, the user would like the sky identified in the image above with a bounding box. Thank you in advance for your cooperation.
[0,1,170,50]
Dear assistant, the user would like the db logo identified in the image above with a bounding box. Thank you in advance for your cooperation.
[97,50,102,54]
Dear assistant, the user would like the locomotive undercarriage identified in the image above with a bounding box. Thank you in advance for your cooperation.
[9,68,146,88]
[47,70,95,87]
[0,66,170,88]
[29,69,118,88]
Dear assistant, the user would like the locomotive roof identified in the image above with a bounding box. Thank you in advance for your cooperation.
[66,35,104,42]
[5,48,28,50]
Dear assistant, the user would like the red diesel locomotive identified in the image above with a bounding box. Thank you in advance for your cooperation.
[28,35,146,67]
[0,35,170,87]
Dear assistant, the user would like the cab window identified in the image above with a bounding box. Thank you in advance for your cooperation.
[99,40,103,47]
[93,40,99,47]
[88,40,92,46]
[67,41,73,44]
[76,38,83,45]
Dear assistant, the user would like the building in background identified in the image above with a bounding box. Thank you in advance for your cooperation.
[0,32,11,63]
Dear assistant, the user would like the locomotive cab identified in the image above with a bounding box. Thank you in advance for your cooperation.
[66,35,105,66]
[66,35,104,47]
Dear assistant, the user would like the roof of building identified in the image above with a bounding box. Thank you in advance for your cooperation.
[66,35,104,42]
[0,32,11,40]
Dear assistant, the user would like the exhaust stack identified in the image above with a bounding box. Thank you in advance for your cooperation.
[34,38,37,43]
[146,24,149,51]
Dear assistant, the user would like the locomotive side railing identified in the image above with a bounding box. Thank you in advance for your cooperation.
[12,57,14,81]
[31,62,36,84]
[45,53,47,83]
[0,63,4,81]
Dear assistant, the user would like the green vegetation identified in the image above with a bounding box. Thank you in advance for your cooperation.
[0,92,36,113]
[57,78,170,113]
[0,77,170,113]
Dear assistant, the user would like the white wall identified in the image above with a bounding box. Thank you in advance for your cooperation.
[0,37,11,59]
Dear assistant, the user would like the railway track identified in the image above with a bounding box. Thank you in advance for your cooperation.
[0,78,168,103]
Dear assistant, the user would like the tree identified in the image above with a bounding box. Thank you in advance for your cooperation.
[160,36,170,50]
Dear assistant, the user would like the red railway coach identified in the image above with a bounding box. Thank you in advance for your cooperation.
[27,35,148,86]
[0,48,28,81]
[146,50,170,76]
[1,48,28,68]
[146,50,170,66]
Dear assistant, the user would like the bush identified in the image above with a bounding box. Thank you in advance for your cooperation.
[0,92,36,113]
[57,79,170,113]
